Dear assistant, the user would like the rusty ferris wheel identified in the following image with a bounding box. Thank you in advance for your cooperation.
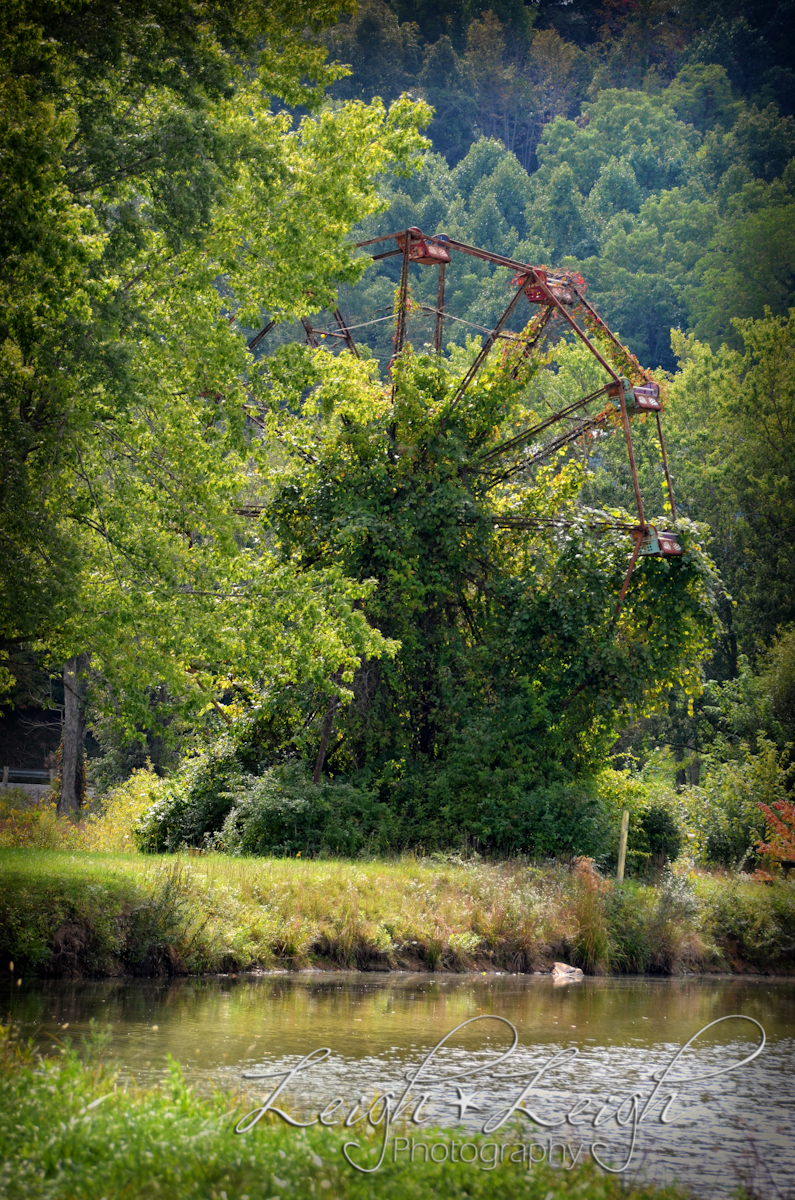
[247,226,683,608]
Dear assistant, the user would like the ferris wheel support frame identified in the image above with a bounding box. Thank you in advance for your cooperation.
[246,226,683,608]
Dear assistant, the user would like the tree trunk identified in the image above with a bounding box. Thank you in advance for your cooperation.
[58,653,89,814]
[312,670,343,785]
[312,698,339,785]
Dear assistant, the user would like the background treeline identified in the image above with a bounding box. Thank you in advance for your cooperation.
[323,0,795,166]
[309,0,795,373]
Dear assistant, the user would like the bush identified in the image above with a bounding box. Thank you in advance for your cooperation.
[697,875,795,971]
[642,804,683,866]
[133,734,245,852]
[596,761,684,875]
[610,868,703,973]
[0,788,66,849]
[681,738,791,867]
[79,769,168,852]
[134,719,622,858]
[218,762,399,857]
[137,766,619,858]
[394,772,616,859]
[567,856,612,973]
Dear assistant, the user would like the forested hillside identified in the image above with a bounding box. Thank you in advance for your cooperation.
[1,0,793,868]
[270,0,795,666]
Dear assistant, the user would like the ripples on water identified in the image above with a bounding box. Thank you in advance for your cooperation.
[4,973,794,1197]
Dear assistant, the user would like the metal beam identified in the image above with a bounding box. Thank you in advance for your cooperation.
[445,279,529,417]
[529,274,646,529]
[301,317,320,348]
[334,308,360,358]
[478,384,612,466]
[247,318,276,351]
[487,412,609,485]
[656,411,677,520]
[393,232,412,360]
[509,306,556,380]
[434,261,446,354]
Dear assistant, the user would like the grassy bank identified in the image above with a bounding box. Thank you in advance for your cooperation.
[0,1023,691,1200]
[1,848,793,979]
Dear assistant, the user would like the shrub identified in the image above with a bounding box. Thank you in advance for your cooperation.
[755,795,795,865]
[642,804,683,867]
[681,738,791,867]
[609,869,702,973]
[568,856,612,973]
[135,723,620,858]
[133,734,245,851]
[697,875,795,971]
[218,762,399,857]
[596,763,684,874]
[78,769,168,852]
[0,788,71,850]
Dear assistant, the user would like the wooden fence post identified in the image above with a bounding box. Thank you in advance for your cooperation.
[617,809,629,884]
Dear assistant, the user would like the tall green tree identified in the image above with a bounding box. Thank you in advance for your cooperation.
[665,311,795,659]
[0,0,430,803]
[252,335,721,848]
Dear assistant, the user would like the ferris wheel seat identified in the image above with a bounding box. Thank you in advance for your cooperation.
[522,269,576,305]
[638,526,683,557]
[631,382,662,411]
[396,228,451,265]
[608,378,662,413]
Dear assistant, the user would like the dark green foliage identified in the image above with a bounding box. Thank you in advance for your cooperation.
[133,734,248,852]
[389,773,614,859]
[388,0,535,50]
[640,805,682,866]
[682,7,795,115]
[133,314,722,859]
[417,36,477,164]
[136,733,617,858]
[134,338,719,858]
[762,626,795,741]
[325,0,417,103]
[526,163,597,258]
[219,764,397,857]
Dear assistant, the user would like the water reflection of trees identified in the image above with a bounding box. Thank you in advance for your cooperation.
[5,977,793,1073]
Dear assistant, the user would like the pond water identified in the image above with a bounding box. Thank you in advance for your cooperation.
[4,972,794,1197]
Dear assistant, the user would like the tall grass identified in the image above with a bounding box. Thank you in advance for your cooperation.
[2,847,793,978]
